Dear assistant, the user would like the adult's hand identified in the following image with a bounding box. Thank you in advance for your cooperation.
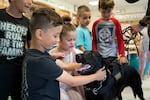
[131,24,144,33]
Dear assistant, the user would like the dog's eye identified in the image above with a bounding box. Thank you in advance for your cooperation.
[76,54,87,63]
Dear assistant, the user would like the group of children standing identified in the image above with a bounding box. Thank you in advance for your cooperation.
[0,0,149,100]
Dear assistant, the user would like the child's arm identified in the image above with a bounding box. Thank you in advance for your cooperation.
[113,18,127,63]
[56,67,106,86]
[76,29,85,52]
[115,21,125,57]
[49,52,65,59]
[56,59,82,71]
[92,21,98,51]
[78,45,85,52]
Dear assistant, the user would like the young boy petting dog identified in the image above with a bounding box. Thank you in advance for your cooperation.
[22,7,106,100]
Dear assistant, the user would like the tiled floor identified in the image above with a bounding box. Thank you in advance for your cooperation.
[122,76,150,100]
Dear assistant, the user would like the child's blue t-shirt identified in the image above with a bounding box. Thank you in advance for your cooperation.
[75,26,92,50]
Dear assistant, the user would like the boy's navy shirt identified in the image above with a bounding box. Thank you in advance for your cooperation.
[22,49,63,100]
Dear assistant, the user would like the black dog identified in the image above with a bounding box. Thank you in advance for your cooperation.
[76,51,145,100]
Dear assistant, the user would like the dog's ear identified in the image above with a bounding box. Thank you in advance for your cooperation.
[76,53,84,63]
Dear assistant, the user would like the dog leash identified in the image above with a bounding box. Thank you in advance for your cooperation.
[122,26,143,62]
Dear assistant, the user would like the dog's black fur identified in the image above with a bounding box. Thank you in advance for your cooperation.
[76,51,145,100]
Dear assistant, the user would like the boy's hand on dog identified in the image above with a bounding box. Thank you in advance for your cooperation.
[95,67,106,81]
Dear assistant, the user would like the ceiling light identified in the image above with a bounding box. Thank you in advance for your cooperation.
[89,1,98,6]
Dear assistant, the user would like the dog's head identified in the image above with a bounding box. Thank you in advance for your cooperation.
[76,50,103,75]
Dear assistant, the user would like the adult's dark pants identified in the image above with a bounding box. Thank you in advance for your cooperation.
[0,61,22,100]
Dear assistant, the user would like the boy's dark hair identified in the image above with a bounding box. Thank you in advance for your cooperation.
[125,0,139,3]
[61,15,71,24]
[60,23,76,41]
[30,8,63,34]
[77,5,90,16]
[98,0,114,10]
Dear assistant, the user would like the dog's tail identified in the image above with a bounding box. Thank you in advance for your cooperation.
[131,85,145,100]
[132,86,138,98]
[130,68,145,100]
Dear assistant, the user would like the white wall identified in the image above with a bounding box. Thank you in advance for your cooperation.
[33,0,147,31]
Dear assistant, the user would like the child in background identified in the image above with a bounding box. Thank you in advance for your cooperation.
[139,27,150,77]
[92,0,127,67]
[0,0,32,99]
[75,5,92,52]
[62,15,72,24]
[22,8,106,100]
[49,15,72,59]
[50,23,86,100]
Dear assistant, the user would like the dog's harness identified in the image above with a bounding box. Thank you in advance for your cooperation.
[84,81,104,95]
